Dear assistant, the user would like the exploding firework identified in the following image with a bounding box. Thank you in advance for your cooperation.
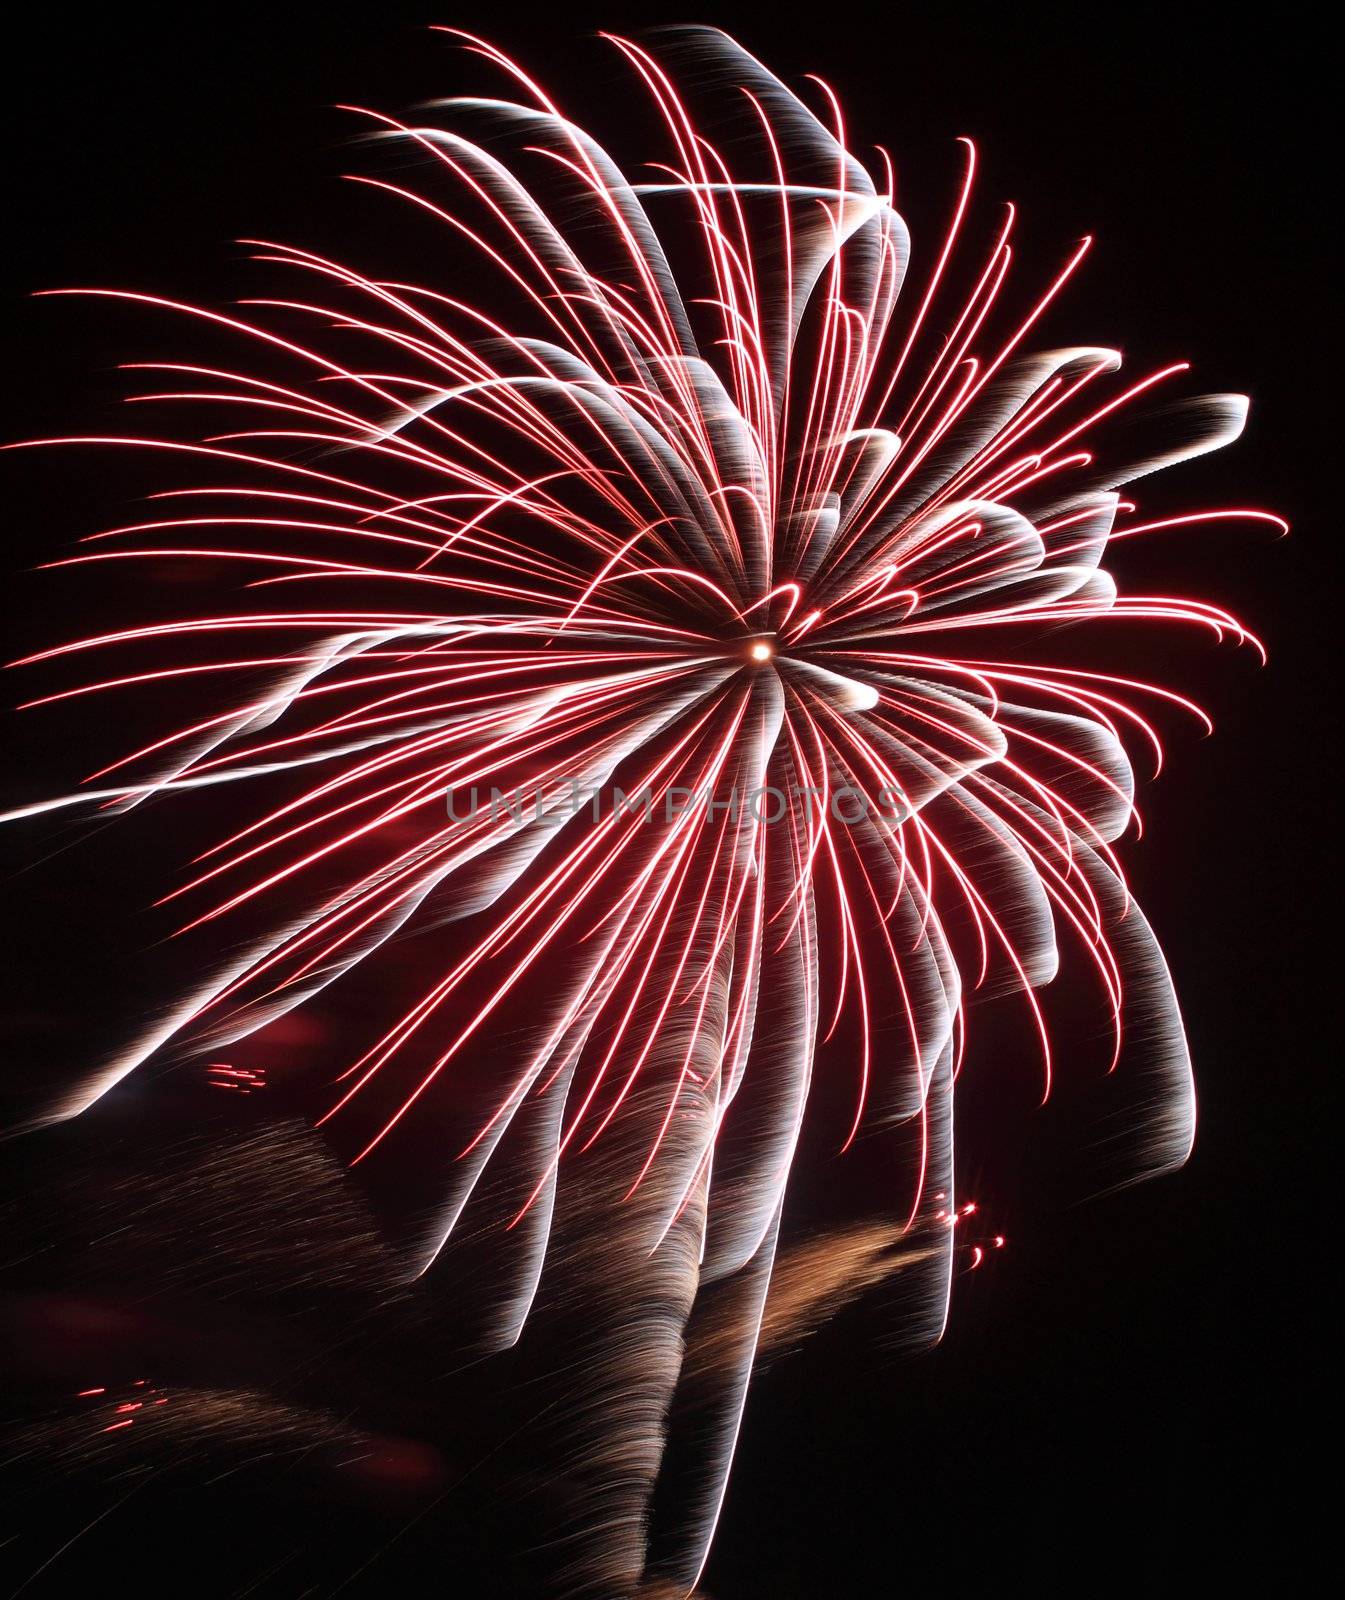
[3,26,1275,1595]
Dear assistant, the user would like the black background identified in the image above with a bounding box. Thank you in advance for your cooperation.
[1,3,1330,1593]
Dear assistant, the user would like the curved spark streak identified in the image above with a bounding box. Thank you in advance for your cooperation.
[4,27,1271,1595]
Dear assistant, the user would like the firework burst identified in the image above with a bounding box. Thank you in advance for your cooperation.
[4,26,1275,1593]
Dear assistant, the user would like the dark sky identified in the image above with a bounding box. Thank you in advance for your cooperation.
[1,3,1329,1593]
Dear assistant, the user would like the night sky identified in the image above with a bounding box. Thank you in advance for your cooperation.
[1,4,1328,1593]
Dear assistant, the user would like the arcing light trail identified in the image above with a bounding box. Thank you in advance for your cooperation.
[3,27,1276,1594]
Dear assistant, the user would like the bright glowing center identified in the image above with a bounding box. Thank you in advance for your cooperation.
[749,640,774,662]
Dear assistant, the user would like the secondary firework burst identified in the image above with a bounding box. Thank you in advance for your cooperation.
[4,25,1277,1594]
